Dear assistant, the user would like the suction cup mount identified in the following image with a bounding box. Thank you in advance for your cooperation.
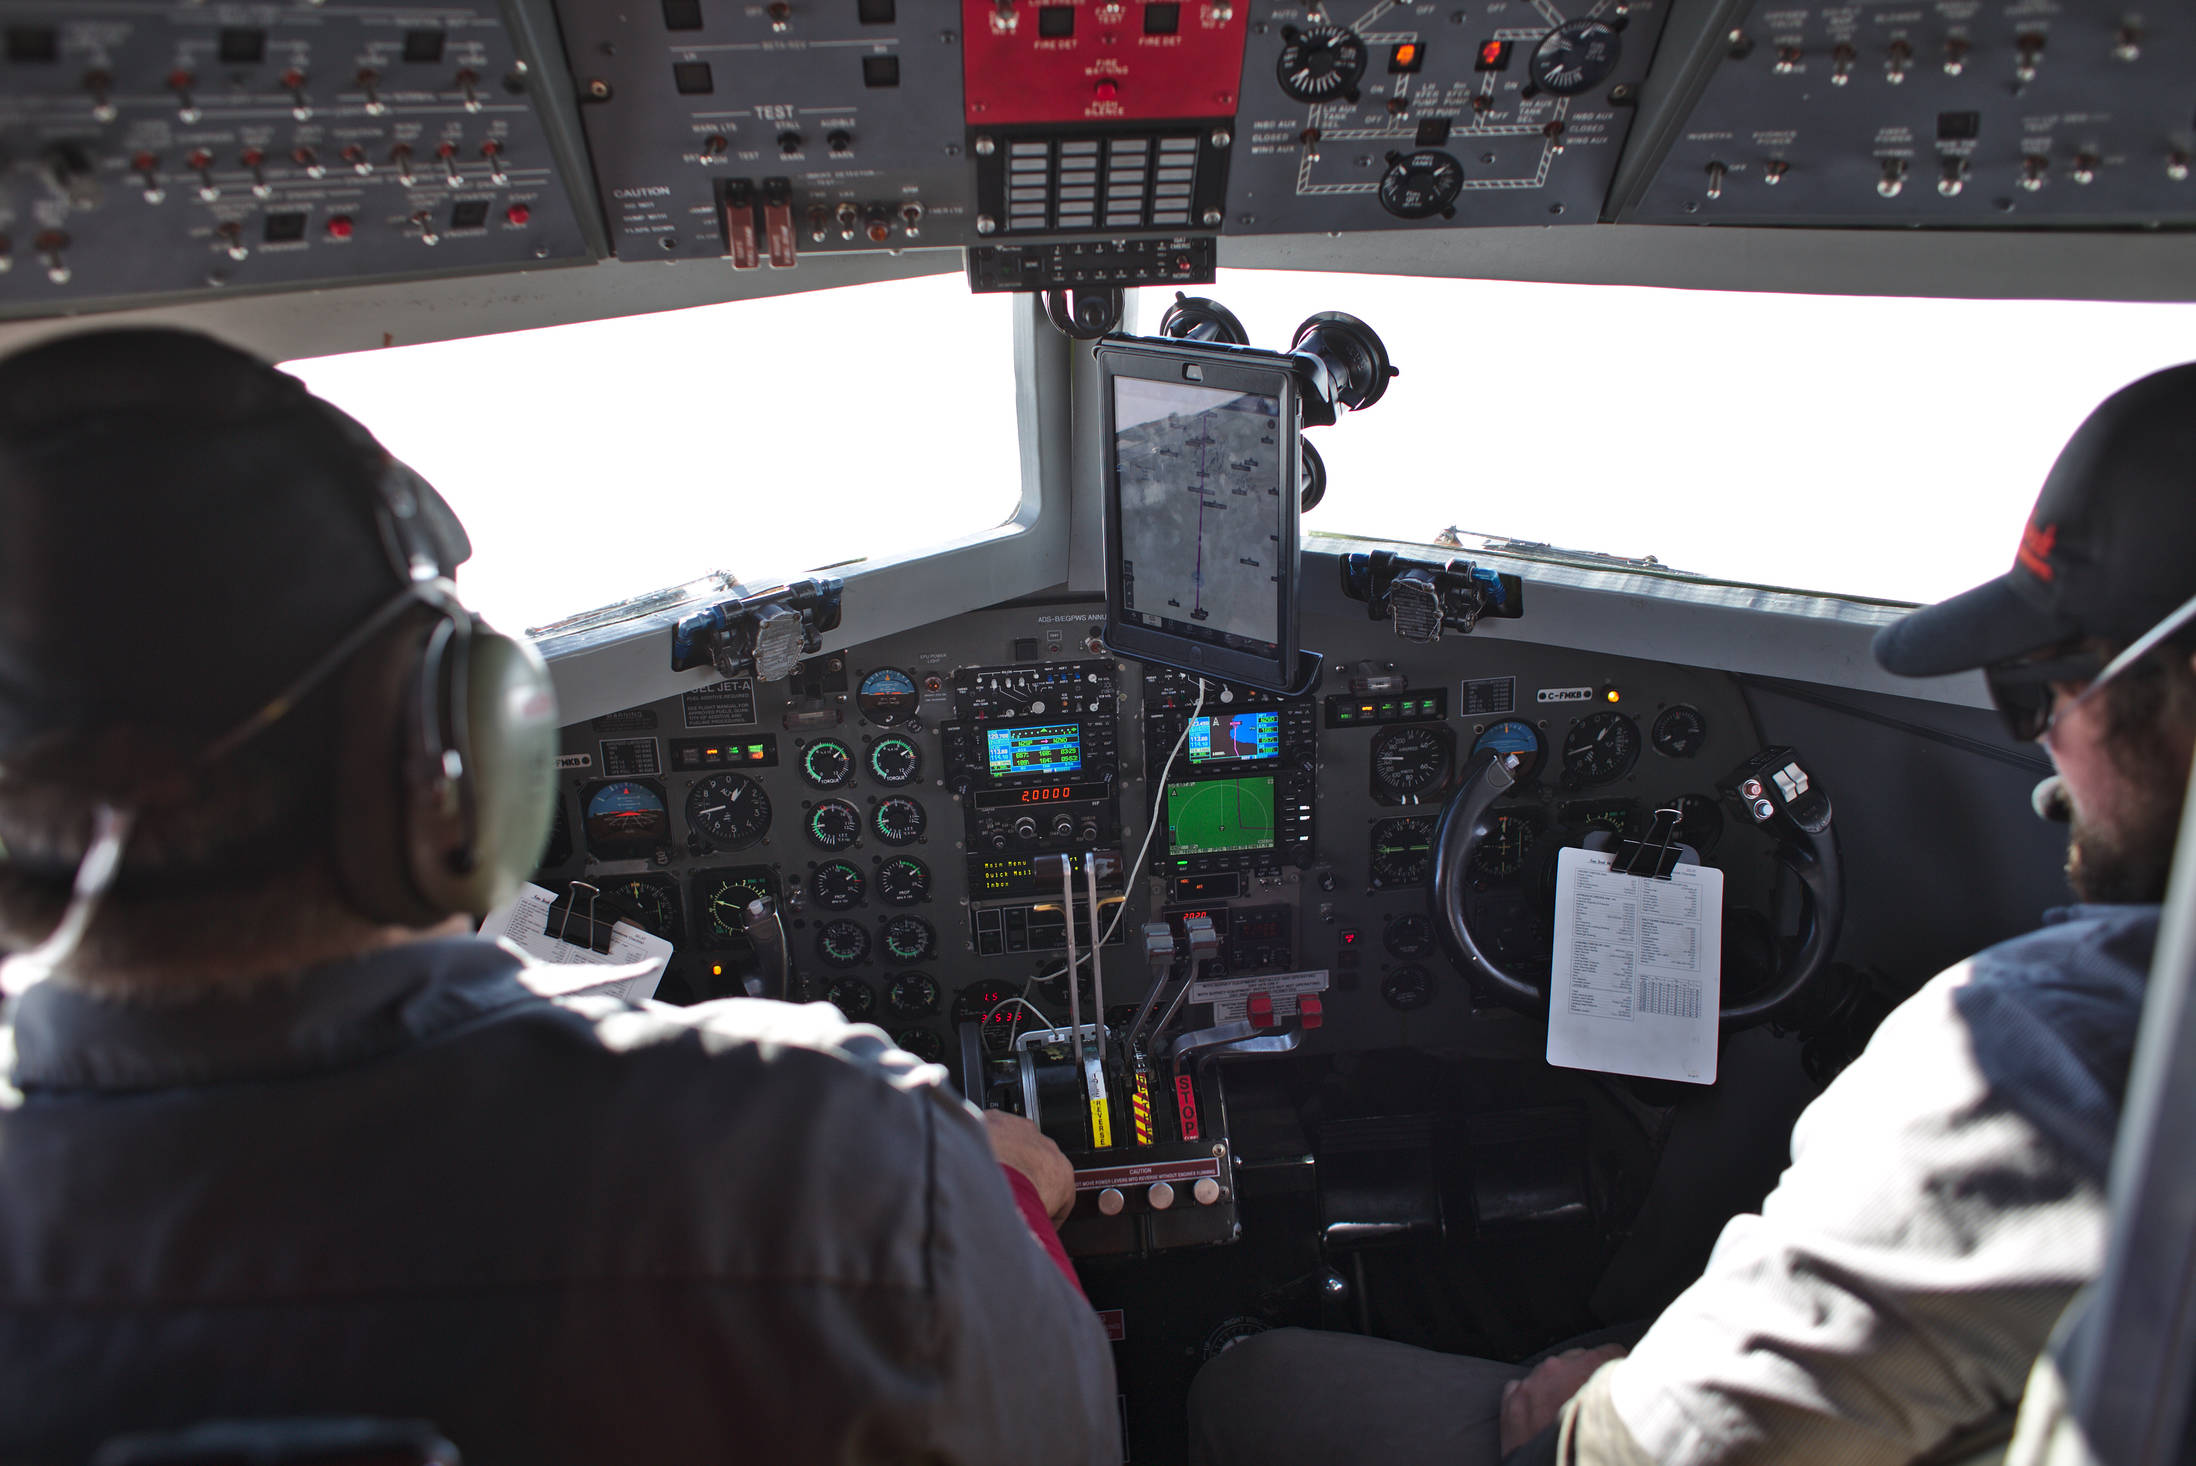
[1290,311,1398,415]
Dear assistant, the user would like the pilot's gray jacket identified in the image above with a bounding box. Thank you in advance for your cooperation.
[0,937,1120,1465]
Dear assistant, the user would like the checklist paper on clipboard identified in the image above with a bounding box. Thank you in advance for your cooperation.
[1546,847,1723,1085]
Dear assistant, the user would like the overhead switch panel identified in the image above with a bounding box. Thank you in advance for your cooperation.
[1626,1,2196,226]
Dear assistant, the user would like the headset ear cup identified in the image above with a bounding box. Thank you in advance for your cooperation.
[407,621,558,917]
[334,611,444,928]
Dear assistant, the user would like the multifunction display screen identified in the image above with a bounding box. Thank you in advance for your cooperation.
[1164,776,1277,854]
[986,723,1082,778]
[1187,711,1282,764]
[1114,377,1286,657]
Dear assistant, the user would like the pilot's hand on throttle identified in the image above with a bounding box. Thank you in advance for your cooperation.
[1498,1344,1627,1455]
[983,1109,1076,1226]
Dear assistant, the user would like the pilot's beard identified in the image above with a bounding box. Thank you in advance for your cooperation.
[2067,775,2187,906]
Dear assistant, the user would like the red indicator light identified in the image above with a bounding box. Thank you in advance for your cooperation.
[1388,41,1424,73]
[1094,78,1119,100]
[1476,38,1512,70]
[325,215,354,240]
[504,203,531,226]
[1340,930,1359,945]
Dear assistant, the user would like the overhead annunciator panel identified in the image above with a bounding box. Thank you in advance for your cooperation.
[0,2,598,319]
[1223,0,1673,232]
[1625,0,2196,225]
[555,0,976,266]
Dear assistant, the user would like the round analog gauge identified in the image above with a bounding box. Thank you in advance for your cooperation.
[1276,24,1367,102]
[809,859,866,910]
[877,857,932,906]
[1384,913,1437,960]
[1470,720,1544,783]
[1530,18,1622,95]
[893,1027,947,1064]
[1382,965,1435,1011]
[600,876,681,942]
[817,918,872,968]
[584,780,668,860]
[873,796,926,846]
[857,668,920,725]
[886,971,941,1019]
[826,977,875,1019]
[1371,724,1450,797]
[1369,816,1435,888]
[1651,704,1708,759]
[1378,151,1465,220]
[685,773,772,849]
[882,914,936,964]
[1469,810,1540,886]
[868,735,921,786]
[697,868,775,948]
[807,799,862,851]
[1561,712,1641,787]
[801,738,855,789]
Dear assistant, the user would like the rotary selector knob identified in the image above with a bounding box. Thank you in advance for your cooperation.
[1276,25,1368,104]
[1529,19,1622,96]
[1378,150,1464,219]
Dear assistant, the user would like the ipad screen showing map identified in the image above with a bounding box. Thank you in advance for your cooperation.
[1114,377,1286,656]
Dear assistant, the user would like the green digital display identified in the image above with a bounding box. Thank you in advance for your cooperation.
[1165,776,1277,855]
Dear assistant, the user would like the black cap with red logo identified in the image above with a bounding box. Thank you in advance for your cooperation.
[1874,362,2196,678]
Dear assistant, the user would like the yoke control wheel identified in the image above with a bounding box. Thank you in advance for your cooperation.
[1429,745,1843,1027]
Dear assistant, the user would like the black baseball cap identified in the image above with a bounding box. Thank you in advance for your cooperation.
[1875,362,2196,679]
[0,328,469,763]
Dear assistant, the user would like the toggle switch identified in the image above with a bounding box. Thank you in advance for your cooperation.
[2020,153,2048,191]
[2071,151,2098,185]
[1764,158,1790,184]
[217,219,248,262]
[293,145,326,180]
[456,67,483,113]
[282,68,311,120]
[1884,38,1911,84]
[133,151,165,203]
[169,68,199,123]
[35,229,70,284]
[480,139,507,186]
[187,149,218,201]
[2014,32,2043,85]
[1704,160,1726,199]
[85,69,117,122]
[1942,35,1968,75]
[241,148,272,199]
[342,144,372,177]
[358,67,387,115]
[436,141,463,186]
[391,143,415,186]
[1829,42,1854,85]
[1937,155,1966,196]
[1876,157,1907,197]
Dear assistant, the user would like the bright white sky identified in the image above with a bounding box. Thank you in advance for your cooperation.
[287,267,2196,633]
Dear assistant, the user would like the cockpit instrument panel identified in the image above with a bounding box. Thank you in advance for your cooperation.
[0,0,597,317]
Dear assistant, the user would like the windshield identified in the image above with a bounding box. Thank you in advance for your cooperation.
[286,273,1021,635]
[1137,270,2196,605]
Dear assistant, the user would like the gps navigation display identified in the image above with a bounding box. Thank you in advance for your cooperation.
[1165,776,1278,855]
[986,724,1082,778]
[1114,376,1287,657]
[1188,711,1282,764]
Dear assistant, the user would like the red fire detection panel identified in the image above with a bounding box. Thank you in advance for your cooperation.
[962,0,1252,125]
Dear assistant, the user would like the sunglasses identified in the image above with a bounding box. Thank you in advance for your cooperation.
[1985,590,2196,744]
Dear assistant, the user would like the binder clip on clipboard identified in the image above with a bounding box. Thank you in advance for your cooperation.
[1609,807,1690,881]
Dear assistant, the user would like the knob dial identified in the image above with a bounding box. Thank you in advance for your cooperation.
[1276,25,1368,103]
[1378,151,1464,219]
